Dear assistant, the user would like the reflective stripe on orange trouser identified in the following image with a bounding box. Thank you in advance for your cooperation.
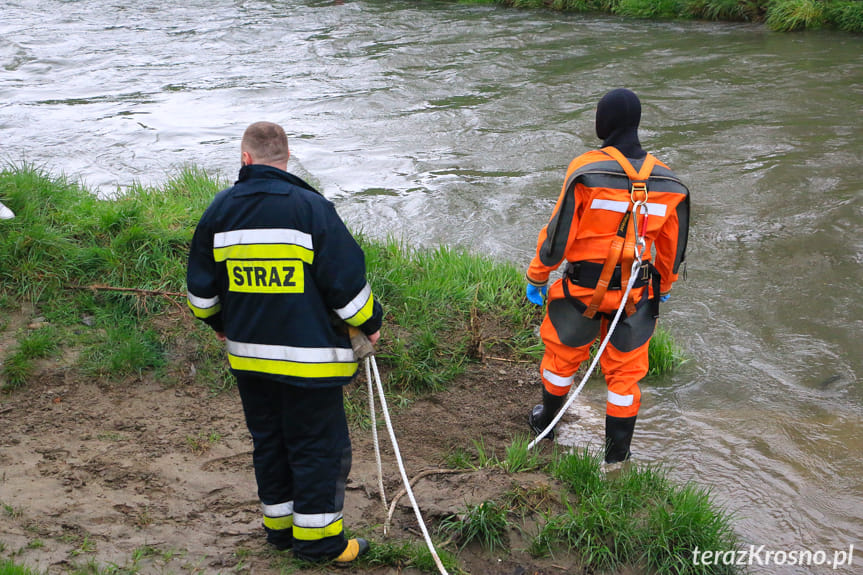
[539,279,650,419]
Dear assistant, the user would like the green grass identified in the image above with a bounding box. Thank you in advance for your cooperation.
[500,433,545,473]
[616,0,685,19]
[461,0,862,32]
[435,443,739,571]
[649,324,688,376]
[439,499,511,552]
[360,237,539,393]
[0,165,687,397]
[826,0,863,32]
[0,560,40,575]
[533,447,740,573]
[766,0,824,30]
[362,539,463,574]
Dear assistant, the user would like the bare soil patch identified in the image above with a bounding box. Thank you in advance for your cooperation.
[0,312,600,575]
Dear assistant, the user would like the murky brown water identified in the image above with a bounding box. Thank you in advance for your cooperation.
[2,0,861,571]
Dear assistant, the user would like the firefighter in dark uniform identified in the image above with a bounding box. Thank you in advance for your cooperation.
[525,89,689,463]
[187,122,382,563]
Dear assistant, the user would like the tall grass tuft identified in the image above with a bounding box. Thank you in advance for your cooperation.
[535,447,740,573]
[0,325,61,390]
[649,324,688,376]
[549,444,605,497]
[465,0,862,33]
[615,0,684,19]
[766,0,824,30]
[0,560,40,575]
[825,0,863,32]
[682,0,764,21]
[440,500,511,552]
[501,434,544,473]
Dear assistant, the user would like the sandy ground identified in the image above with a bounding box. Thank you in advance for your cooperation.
[0,312,604,575]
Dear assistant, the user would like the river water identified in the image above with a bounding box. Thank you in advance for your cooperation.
[2,0,861,571]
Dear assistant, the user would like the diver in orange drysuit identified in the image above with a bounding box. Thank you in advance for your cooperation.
[525,89,689,463]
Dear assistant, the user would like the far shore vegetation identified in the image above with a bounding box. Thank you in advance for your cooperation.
[468,0,863,32]
[0,166,737,574]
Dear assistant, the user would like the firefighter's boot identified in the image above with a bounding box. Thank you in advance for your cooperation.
[528,389,566,440]
[605,415,637,463]
[333,538,369,565]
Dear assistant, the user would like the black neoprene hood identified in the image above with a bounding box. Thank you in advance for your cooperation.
[595,88,646,159]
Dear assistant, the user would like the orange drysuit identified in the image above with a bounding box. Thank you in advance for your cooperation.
[526,147,689,420]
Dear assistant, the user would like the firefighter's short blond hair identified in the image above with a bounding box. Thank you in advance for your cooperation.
[241,122,289,165]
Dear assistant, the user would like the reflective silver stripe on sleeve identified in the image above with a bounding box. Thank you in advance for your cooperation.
[334,283,372,321]
[226,340,355,364]
[262,501,294,517]
[607,390,634,407]
[293,511,343,528]
[214,228,313,250]
[187,291,220,309]
[542,369,574,389]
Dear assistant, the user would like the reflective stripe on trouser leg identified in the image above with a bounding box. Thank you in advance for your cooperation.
[539,303,594,397]
[600,339,649,418]
[293,511,344,541]
[263,501,294,531]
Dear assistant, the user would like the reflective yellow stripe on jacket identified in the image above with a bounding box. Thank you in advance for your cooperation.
[187,291,221,319]
[335,282,375,327]
[213,228,315,264]
[226,340,357,380]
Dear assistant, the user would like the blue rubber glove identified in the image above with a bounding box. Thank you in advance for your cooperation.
[526,284,547,306]
[659,294,670,303]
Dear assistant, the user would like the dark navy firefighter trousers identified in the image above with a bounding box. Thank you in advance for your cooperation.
[237,375,352,560]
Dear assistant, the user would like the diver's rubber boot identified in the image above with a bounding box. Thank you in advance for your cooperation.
[604,415,637,463]
[528,389,566,440]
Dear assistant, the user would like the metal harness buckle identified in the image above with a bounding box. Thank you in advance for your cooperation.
[631,182,648,204]
[640,262,650,282]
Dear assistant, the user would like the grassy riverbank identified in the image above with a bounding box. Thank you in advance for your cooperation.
[0,166,737,574]
[472,0,863,32]
[0,164,682,396]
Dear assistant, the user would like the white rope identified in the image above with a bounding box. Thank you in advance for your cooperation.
[367,355,450,575]
[528,200,649,450]
[365,358,388,510]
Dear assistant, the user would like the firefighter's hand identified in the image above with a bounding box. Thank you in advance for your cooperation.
[660,294,670,303]
[215,331,226,341]
[526,284,547,306]
[367,330,380,345]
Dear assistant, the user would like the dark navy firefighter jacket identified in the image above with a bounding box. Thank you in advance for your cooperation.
[186,164,383,387]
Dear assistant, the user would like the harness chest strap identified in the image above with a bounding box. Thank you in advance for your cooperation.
[581,148,656,319]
